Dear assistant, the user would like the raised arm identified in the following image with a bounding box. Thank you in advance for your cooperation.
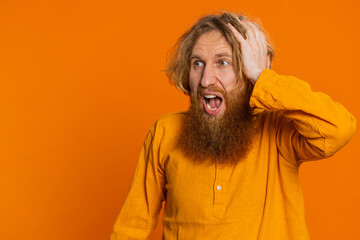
[227,19,356,164]
[250,69,356,163]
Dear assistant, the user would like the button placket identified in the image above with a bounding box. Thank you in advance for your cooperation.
[212,161,233,218]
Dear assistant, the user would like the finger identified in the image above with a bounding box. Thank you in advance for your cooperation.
[245,21,266,46]
[258,30,267,48]
[240,20,256,41]
[245,21,267,53]
[227,23,246,43]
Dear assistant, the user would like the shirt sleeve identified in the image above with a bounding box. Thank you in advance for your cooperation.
[250,68,356,164]
[110,124,166,240]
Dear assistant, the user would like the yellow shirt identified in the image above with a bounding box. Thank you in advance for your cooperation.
[111,69,356,240]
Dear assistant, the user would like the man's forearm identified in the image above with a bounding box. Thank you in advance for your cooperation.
[250,68,356,160]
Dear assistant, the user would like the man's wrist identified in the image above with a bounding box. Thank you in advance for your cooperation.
[250,68,267,83]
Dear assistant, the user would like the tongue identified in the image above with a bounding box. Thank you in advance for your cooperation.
[209,97,221,109]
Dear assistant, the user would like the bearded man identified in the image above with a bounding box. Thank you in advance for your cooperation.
[111,12,356,240]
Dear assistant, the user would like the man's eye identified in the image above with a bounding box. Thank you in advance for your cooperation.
[219,60,229,66]
[193,61,204,68]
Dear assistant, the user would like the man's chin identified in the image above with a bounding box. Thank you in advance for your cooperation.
[201,111,224,124]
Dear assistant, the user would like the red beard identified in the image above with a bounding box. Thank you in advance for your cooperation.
[178,84,256,166]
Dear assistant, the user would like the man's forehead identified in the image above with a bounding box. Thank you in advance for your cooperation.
[191,30,232,58]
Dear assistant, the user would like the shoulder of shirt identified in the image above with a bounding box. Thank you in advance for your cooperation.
[147,111,186,158]
[147,111,187,139]
[153,111,186,130]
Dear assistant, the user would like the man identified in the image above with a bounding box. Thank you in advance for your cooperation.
[111,12,356,239]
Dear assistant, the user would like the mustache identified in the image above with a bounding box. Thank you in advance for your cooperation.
[195,86,226,98]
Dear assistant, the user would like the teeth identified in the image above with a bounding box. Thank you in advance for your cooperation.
[206,102,218,111]
[204,95,217,99]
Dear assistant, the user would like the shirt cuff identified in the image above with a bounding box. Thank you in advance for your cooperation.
[249,68,279,110]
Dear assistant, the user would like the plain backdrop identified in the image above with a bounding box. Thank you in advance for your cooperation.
[0,0,359,239]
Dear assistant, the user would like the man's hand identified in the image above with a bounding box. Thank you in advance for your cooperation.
[227,21,270,83]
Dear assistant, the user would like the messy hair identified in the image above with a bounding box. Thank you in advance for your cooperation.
[166,12,275,95]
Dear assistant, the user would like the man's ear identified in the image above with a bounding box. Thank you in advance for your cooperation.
[267,54,271,69]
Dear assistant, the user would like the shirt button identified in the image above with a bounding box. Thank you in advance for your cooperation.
[217,185,222,191]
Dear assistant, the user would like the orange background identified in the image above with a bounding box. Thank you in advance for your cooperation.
[0,0,359,239]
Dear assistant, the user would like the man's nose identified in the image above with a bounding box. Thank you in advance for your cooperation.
[200,65,217,88]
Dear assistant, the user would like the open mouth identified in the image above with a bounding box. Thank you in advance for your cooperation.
[202,92,224,116]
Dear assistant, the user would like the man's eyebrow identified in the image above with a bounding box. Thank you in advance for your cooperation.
[190,54,202,60]
[215,52,232,58]
[190,53,232,60]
